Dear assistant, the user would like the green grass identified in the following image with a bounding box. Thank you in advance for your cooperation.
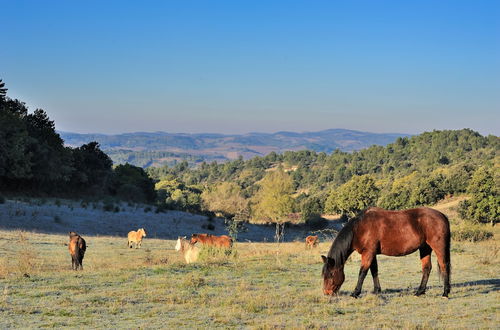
[0,228,499,328]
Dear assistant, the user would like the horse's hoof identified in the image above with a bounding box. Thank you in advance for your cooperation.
[441,295,449,299]
[415,290,425,296]
[350,293,360,299]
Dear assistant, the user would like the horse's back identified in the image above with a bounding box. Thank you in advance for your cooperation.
[355,207,449,256]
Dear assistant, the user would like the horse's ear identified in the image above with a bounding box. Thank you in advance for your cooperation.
[321,255,334,266]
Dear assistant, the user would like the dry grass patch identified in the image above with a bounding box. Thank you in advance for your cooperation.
[0,227,498,328]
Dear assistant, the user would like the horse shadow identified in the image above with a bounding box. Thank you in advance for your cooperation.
[379,278,500,296]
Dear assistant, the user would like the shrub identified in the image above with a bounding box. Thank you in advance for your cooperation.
[0,195,5,204]
[103,201,115,212]
[201,223,215,231]
[197,245,237,263]
[452,224,494,242]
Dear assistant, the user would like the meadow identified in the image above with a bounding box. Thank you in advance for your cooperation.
[0,225,498,328]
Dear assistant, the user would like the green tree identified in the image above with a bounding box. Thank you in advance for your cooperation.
[459,167,499,225]
[0,98,32,186]
[70,142,113,194]
[325,174,379,218]
[252,168,295,242]
[112,163,156,203]
[201,181,249,239]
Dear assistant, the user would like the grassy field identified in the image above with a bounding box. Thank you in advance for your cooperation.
[0,224,498,329]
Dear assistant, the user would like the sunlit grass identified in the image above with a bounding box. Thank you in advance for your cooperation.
[0,227,498,328]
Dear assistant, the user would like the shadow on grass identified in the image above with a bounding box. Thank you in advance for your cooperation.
[334,278,499,300]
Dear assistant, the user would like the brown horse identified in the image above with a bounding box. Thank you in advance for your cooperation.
[190,233,233,248]
[68,231,86,270]
[321,207,451,298]
[305,235,319,248]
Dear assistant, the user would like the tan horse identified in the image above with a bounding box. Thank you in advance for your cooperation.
[190,233,233,248]
[305,235,319,249]
[68,231,86,270]
[128,228,147,249]
[175,236,199,264]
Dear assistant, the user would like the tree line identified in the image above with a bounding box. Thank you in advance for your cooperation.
[148,127,499,237]
[0,79,155,203]
[1,78,497,239]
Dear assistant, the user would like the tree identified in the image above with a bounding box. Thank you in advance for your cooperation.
[201,181,249,239]
[325,175,379,218]
[459,167,499,225]
[70,142,113,194]
[0,98,32,186]
[252,168,295,242]
[112,163,156,203]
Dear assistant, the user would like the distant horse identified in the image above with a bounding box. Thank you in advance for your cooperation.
[68,231,86,270]
[128,228,147,249]
[190,233,233,248]
[305,235,319,248]
[321,207,451,298]
[175,236,200,264]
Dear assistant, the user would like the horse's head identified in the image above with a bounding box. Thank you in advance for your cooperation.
[139,228,147,237]
[321,255,345,296]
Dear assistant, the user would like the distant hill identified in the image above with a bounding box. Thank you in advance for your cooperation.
[59,129,410,167]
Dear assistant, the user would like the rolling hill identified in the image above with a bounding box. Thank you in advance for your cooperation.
[59,129,409,167]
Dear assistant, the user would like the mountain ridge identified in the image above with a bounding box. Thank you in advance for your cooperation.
[58,129,410,167]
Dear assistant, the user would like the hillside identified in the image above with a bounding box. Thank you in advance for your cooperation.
[59,129,409,167]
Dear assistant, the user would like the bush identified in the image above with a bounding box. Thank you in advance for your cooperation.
[103,201,115,212]
[452,224,494,242]
[0,195,5,204]
[197,245,237,263]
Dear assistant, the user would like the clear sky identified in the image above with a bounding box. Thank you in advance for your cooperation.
[1,0,499,135]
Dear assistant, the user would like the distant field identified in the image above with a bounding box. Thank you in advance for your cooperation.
[0,226,498,328]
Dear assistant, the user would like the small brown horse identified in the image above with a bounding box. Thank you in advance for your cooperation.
[322,207,451,298]
[190,233,233,248]
[305,235,319,248]
[68,232,86,270]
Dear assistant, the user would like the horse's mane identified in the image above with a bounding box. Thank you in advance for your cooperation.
[327,209,366,268]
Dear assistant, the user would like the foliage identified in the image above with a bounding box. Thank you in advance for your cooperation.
[325,175,379,217]
[299,195,324,226]
[459,167,499,225]
[252,168,295,241]
[452,223,494,242]
[112,163,156,203]
[0,79,162,203]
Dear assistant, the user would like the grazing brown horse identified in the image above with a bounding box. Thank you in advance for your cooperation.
[68,232,86,270]
[128,228,147,249]
[321,207,451,298]
[190,233,233,248]
[305,235,319,248]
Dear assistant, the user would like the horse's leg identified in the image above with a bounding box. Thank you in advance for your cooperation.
[433,246,451,298]
[71,256,75,270]
[370,255,381,294]
[79,255,84,270]
[352,252,374,298]
[415,244,432,296]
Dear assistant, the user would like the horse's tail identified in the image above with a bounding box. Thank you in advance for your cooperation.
[437,213,452,285]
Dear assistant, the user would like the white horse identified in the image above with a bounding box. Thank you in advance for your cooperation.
[175,236,199,264]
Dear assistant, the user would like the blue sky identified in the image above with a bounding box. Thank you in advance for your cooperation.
[2,0,499,135]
